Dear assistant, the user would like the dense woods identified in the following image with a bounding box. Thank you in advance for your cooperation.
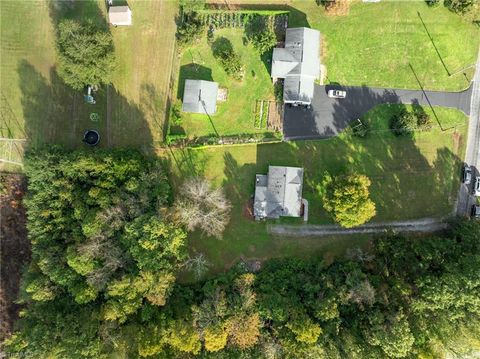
[3,148,480,358]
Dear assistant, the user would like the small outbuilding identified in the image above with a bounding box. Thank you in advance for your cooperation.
[182,80,219,115]
[108,6,132,26]
[254,166,304,220]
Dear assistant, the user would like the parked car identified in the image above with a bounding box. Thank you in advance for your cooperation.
[463,165,472,185]
[471,204,480,219]
[328,90,347,99]
[475,176,480,197]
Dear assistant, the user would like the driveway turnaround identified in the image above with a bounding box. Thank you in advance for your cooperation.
[283,84,472,140]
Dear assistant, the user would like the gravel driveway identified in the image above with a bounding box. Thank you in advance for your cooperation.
[269,217,447,237]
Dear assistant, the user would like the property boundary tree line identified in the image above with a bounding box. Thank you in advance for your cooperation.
[5,211,480,357]
[165,131,282,147]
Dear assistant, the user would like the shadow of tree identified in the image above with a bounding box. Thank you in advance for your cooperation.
[177,63,213,100]
[48,0,108,31]
[18,60,154,153]
[211,36,234,58]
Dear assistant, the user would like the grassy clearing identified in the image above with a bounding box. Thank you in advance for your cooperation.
[167,105,468,273]
[172,28,276,138]
[0,0,177,164]
[304,1,479,91]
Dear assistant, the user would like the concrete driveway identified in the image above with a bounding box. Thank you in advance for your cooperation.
[283,84,473,140]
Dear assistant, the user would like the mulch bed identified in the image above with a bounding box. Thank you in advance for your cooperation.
[243,198,255,220]
[0,174,30,342]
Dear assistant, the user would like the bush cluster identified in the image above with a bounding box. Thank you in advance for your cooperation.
[389,106,432,136]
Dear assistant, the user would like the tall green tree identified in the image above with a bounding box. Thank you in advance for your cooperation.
[56,20,115,90]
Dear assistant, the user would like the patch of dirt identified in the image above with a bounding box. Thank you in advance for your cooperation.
[452,130,461,154]
[324,0,351,16]
[0,174,30,342]
[243,198,254,220]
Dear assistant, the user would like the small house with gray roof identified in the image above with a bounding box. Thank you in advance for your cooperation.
[271,27,321,106]
[182,80,219,114]
[254,166,304,220]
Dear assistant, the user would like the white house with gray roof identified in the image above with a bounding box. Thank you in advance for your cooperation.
[182,80,219,114]
[271,27,321,106]
[254,166,304,220]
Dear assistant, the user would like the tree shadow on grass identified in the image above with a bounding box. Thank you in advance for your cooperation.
[18,60,154,155]
[177,64,213,100]
[258,115,463,224]
[48,0,108,31]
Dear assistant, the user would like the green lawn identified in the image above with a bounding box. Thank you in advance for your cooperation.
[0,0,177,169]
[172,28,276,138]
[294,1,479,91]
[168,105,468,274]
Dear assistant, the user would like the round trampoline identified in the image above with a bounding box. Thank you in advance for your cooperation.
[83,130,100,146]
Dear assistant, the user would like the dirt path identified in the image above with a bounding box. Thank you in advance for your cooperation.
[268,217,447,237]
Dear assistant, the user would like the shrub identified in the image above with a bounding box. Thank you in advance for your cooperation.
[390,108,417,136]
[425,0,440,7]
[413,105,433,130]
[351,119,370,138]
[274,81,284,102]
[245,16,277,54]
[212,37,244,80]
[169,102,182,126]
[444,0,475,14]
[177,13,206,47]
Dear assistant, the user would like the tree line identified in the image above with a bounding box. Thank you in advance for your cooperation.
[4,148,480,357]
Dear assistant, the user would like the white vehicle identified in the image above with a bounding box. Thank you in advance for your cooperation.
[328,90,347,99]
[475,176,480,197]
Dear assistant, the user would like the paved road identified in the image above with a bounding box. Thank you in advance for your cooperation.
[455,49,480,217]
[283,84,472,140]
[269,218,447,237]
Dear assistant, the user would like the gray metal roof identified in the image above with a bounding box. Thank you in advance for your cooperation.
[254,166,304,219]
[182,80,218,114]
[271,27,321,105]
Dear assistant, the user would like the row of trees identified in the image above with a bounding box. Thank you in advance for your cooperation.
[6,218,480,357]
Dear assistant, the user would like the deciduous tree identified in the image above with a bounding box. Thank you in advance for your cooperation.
[322,173,376,228]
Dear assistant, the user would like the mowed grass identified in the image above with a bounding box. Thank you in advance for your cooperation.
[0,0,56,140]
[206,0,479,91]
[172,28,276,138]
[0,0,177,165]
[110,0,178,147]
[293,1,479,91]
[167,105,468,273]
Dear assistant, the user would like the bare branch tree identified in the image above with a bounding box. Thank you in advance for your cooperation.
[175,177,231,238]
[183,253,211,280]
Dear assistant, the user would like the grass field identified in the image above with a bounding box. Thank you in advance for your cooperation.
[168,105,468,274]
[207,0,479,91]
[0,0,177,169]
[172,28,276,138]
